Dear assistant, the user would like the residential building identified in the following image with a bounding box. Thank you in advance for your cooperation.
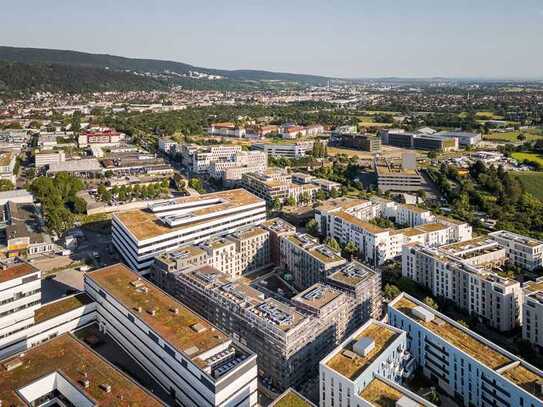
[490,230,543,271]
[389,293,543,407]
[112,189,267,273]
[280,233,346,290]
[0,151,16,184]
[522,278,543,350]
[241,169,319,205]
[209,151,268,183]
[402,237,523,331]
[85,264,258,407]
[152,260,382,393]
[208,122,246,138]
[35,150,66,168]
[158,137,178,153]
[0,334,163,406]
[320,319,433,407]
[261,218,297,265]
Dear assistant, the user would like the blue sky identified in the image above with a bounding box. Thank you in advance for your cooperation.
[1,0,542,78]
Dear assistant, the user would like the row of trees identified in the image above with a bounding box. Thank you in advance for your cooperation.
[96,179,169,203]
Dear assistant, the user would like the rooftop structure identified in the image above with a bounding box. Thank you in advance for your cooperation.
[0,334,163,406]
[270,388,316,407]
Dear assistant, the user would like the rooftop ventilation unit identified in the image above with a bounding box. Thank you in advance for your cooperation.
[412,305,434,322]
[257,302,293,325]
[353,337,375,357]
[303,286,325,301]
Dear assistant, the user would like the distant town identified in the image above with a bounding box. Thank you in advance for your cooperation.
[1,74,543,407]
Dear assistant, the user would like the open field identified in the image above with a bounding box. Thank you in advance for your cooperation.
[512,152,543,166]
[484,130,543,142]
[515,172,543,200]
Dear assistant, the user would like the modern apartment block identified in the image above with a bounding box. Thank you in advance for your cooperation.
[402,237,522,331]
[0,334,163,406]
[489,230,543,271]
[330,132,382,152]
[320,319,434,407]
[178,144,243,174]
[85,264,258,407]
[280,233,346,290]
[523,278,543,350]
[112,189,267,273]
[261,218,297,265]
[315,197,472,265]
[153,260,382,393]
[389,293,543,407]
[241,168,319,205]
[153,226,270,280]
[0,260,96,360]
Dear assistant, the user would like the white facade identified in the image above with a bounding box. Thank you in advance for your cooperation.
[85,264,258,407]
[208,123,246,138]
[112,189,267,273]
[35,150,66,168]
[490,230,543,271]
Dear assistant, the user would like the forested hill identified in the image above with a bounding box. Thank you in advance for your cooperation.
[0,45,333,84]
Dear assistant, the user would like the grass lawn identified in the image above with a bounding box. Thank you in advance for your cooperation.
[515,172,543,200]
[512,152,543,166]
[484,131,543,142]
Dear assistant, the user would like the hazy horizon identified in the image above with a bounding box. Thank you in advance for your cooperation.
[1,0,542,79]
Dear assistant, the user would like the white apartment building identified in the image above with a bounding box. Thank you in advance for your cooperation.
[280,233,346,290]
[0,334,163,406]
[389,293,543,407]
[252,140,321,158]
[35,150,66,168]
[182,144,243,174]
[209,151,268,182]
[112,189,267,273]
[396,204,435,226]
[158,137,178,153]
[523,278,543,350]
[0,151,16,184]
[208,122,246,138]
[320,319,432,407]
[402,237,523,332]
[85,264,258,407]
[490,230,543,271]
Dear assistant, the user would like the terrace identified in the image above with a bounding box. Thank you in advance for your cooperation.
[0,334,162,406]
[359,378,403,407]
[326,322,399,380]
[501,364,543,400]
[393,296,511,370]
[292,284,342,311]
[87,264,229,361]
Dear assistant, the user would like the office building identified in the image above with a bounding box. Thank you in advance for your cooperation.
[402,237,523,331]
[78,128,124,147]
[375,158,423,193]
[0,334,163,406]
[252,141,322,158]
[280,233,346,290]
[35,150,66,168]
[330,132,382,152]
[86,264,258,407]
[434,131,482,147]
[112,189,267,273]
[208,122,247,138]
[389,293,543,407]
[489,230,543,271]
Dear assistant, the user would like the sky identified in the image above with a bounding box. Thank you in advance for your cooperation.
[1,0,543,79]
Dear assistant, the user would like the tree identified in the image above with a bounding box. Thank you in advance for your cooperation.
[517,133,526,141]
[0,179,14,192]
[427,150,438,159]
[286,196,297,207]
[272,197,281,210]
[72,196,87,214]
[299,191,311,205]
[305,219,319,236]
[383,284,401,300]
[71,111,81,134]
[343,240,358,260]
[423,296,438,310]
[316,190,327,201]
[325,237,341,252]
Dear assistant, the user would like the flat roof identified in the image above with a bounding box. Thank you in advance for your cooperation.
[524,280,543,294]
[501,364,543,400]
[229,226,268,240]
[392,296,511,369]
[34,293,94,324]
[335,211,387,234]
[401,204,431,214]
[270,388,315,407]
[326,322,399,380]
[327,262,376,288]
[87,264,230,361]
[415,223,448,233]
[491,230,543,248]
[115,189,263,241]
[316,197,369,213]
[261,217,296,234]
[0,334,162,406]
[359,378,404,407]
[292,284,342,310]
[287,234,345,264]
[0,262,38,284]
